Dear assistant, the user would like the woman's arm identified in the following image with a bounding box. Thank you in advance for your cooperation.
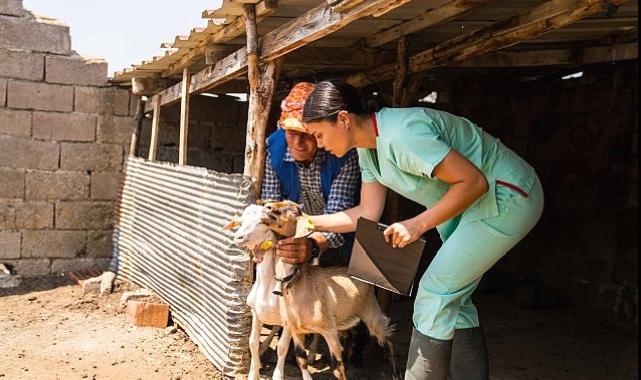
[310,181,388,233]
[384,149,488,247]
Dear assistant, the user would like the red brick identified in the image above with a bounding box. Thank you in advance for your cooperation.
[126,300,169,328]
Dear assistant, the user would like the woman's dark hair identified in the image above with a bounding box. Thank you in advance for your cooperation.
[303,80,374,123]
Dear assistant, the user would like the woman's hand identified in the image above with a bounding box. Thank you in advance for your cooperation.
[383,217,426,248]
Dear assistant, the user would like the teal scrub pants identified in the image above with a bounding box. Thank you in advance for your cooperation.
[413,177,544,340]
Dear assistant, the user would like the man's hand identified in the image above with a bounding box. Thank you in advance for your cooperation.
[276,237,312,264]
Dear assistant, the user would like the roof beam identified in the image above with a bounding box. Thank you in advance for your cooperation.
[145,0,413,112]
[449,42,638,67]
[346,0,631,87]
[161,0,278,78]
[365,0,491,48]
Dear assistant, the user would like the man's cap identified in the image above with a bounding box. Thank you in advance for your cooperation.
[278,82,315,133]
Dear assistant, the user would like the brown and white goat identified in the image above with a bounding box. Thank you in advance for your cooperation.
[232,201,400,380]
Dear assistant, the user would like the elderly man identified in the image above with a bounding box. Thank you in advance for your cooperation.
[261,82,360,266]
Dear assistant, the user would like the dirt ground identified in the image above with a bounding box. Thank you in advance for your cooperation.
[0,276,637,380]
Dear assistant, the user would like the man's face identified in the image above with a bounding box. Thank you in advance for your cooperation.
[284,129,318,163]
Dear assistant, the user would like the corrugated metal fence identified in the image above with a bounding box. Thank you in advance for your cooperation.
[110,156,254,377]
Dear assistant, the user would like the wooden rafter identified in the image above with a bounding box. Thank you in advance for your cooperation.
[450,42,638,67]
[346,0,631,87]
[160,0,278,79]
[145,0,411,112]
[366,0,491,48]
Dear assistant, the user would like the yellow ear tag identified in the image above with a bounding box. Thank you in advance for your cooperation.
[260,240,274,251]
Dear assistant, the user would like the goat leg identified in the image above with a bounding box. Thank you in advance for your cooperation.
[249,312,263,380]
[272,326,291,380]
[321,330,348,380]
[259,325,281,357]
[306,333,320,364]
[291,333,314,380]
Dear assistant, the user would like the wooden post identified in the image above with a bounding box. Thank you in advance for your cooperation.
[179,68,191,165]
[129,97,145,157]
[243,4,283,195]
[148,95,162,161]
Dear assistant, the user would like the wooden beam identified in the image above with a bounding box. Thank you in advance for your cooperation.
[205,45,236,65]
[178,68,191,165]
[244,58,283,192]
[392,36,408,107]
[366,0,490,48]
[131,77,172,96]
[148,95,162,161]
[244,4,259,91]
[145,0,407,113]
[161,0,278,79]
[346,0,631,87]
[450,42,638,67]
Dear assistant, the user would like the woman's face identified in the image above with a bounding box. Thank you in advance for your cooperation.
[304,112,352,157]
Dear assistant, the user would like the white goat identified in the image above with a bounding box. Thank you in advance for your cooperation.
[225,204,291,380]
[228,202,400,380]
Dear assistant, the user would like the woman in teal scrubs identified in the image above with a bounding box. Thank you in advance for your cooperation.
[299,81,544,380]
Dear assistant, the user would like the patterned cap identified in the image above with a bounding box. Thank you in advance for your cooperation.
[278,82,315,133]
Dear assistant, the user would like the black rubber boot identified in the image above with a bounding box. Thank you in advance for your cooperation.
[404,328,452,380]
[449,326,489,380]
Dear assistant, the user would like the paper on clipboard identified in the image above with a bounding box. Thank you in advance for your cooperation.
[348,218,426,296]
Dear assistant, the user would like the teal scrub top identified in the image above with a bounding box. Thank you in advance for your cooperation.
[357,107,536,231]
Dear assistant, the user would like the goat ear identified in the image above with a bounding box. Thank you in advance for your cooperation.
[293,214,315,238]
[223,219,240,231]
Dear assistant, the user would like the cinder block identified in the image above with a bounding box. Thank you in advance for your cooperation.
[55,201,114,229]
[25,170,89,200]
[0,78,6,106]
[50,257,110,275]
[97,115,137,144]
[211,125,246,152]
[90,171,121,200]
[0,108,31,137]
[126,300,169,328]
[0,201,17,229]
[86,229,113,257]
[32,111,96,142]
[7,80,73,112]
[45,55,107,86]
[2,258,50,277]
[0,48,44,80]
[0,231,21,259]
[0,136,59,170]
[0,0,23,16]
[74,87,130,115]
[14,201,53,229]
[60,142,122,171]
[0,14,71,54]
[0,167,24,199]
[21,230,85,258]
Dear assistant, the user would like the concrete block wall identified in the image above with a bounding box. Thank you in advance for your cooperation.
[1,1,138,276]
[137,95,249,173]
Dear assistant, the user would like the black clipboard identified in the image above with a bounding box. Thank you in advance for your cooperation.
[348,217,426,296]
